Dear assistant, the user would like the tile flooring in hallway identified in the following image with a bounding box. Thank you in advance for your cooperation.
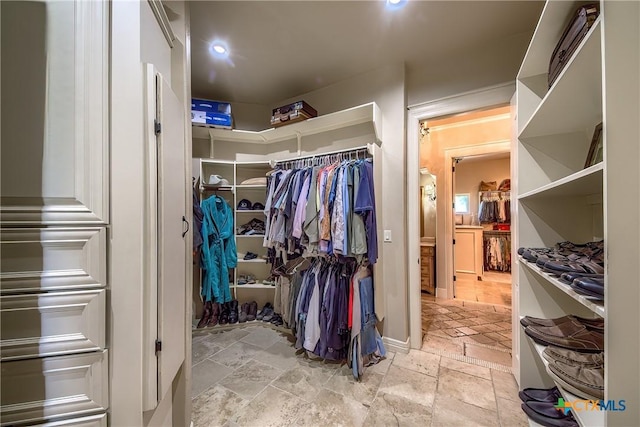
[191,324,527,426]
[421,294,513,367]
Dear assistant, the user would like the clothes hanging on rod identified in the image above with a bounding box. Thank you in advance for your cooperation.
[483,231,511,272]
[263,154,378,266]
[200,195,237,303]
[288,259,385,378]
[478,191,511,224]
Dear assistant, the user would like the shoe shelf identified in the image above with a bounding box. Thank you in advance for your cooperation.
[201,184,234,192]
[236,209,265,214]
[518,256,605,318]
[237,259,267,263]
[527,336,605,427]
[235,234,265,238]
[519,18,602,139]
[517,163,603,201]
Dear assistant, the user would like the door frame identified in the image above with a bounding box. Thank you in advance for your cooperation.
[445,142,511,299]
[406,81,515,350]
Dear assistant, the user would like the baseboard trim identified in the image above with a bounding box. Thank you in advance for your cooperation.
[382,336,410,354]
[435,287,448,299]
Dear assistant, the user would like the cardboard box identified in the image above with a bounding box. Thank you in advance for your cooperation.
[191,98,232,129]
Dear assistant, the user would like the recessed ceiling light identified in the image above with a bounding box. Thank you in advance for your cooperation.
[209,40,230,59]
[386,0,407,9]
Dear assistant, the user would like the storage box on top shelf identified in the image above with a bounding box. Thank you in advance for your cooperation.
[191,98,233,129]
[271,100,317,128]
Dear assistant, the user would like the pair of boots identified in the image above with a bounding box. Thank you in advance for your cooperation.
[196,300,239,328]
[196,301,220,328]
[239,301,258,323]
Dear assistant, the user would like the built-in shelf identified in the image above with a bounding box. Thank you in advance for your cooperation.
[528,337,605,427]
[236,258,268,263]
[519,2,596,79]
[519,19,602,139]
[235,234,265,238]
[518,256,605,317]
[233,283,276,290]
[201,184,234,191]
[518,163,603,201]
[235,184,267,189]
[236,210,266,214]
[192,102,382,145]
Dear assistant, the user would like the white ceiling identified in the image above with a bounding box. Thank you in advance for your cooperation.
[190,1,544,105]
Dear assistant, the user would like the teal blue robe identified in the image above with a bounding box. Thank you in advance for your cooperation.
[200,196,237,302]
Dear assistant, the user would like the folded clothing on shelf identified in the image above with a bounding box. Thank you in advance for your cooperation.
[236,218,265,235]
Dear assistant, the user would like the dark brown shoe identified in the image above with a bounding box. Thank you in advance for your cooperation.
[247,301,258,321]
[197,301,212,329]
[207,302,220,327]
[525,320,604,353]
[520,315,604,333]
[239,303,249,323]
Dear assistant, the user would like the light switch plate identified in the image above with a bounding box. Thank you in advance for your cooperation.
[384,229,392,242]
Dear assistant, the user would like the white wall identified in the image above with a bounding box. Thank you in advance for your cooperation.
[273,63,408,343]
[455,158,510,225]
[407,31,530,107]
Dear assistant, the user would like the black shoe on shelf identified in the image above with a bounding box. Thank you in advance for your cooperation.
[219,302,230,325]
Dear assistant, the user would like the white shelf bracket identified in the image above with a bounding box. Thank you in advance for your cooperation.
[208,129,215,158]
[296,131,302,156]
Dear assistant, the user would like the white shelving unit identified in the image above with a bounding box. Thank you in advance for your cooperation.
[515,2,639,426]
[198,159,274,307]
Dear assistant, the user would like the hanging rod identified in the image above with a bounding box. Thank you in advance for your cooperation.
[268,143,374,168]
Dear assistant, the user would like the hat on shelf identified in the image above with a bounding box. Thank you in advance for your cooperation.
[208,174,230,186]
[237,199,252,210]
[251,202,265,210]
[241,177,267,185]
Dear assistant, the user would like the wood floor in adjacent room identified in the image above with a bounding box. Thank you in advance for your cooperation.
[454,271,512,306]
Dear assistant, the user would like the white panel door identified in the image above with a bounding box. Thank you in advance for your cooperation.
[156,74,187,400]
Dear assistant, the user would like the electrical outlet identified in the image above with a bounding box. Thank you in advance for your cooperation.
[383,230,392,242]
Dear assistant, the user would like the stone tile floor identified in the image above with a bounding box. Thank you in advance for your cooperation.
[191,324,527,426]
[421,294,513,367]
